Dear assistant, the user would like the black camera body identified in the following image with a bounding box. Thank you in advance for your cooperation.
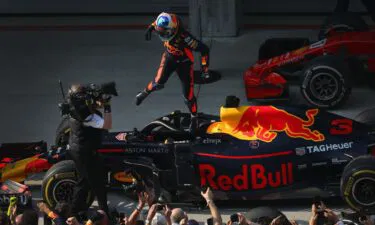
[58,81,118,118]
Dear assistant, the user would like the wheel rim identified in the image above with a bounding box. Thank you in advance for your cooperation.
[52,179,76,203]
[352,177,375,206]
[309,72,339,101]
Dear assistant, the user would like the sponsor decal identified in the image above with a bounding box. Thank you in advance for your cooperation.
[278,56,304,66]
[292,46,309,55]
[310,39,327,49]
[199,163,293,191]
[113,172,133,183]
[295,147,306,156]
[0,194,30,206]
[332,158,348,165]
[202,138,222,145]
[207,106,325,143]
[295,142,354,155]
[312,162,327,167]
[306,142,353,153]
[124,147,169,154]
[115,133,127,141]
[330,119,353,135]
[297,164,307,170]
[249,140,260,149]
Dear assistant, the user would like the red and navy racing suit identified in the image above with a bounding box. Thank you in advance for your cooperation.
[144,18,210,115]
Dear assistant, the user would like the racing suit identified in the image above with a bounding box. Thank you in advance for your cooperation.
[335,0,375,22]
[139,18,210,116]
[69,109,109,217]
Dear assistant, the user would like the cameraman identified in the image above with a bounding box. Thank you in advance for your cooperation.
[67,84,112,220]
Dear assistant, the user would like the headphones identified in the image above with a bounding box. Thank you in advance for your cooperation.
[68,85,95,108]
[67,85,96,121]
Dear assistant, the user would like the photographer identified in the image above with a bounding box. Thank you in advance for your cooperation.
[66,83,115,221]
[309,199,342,225]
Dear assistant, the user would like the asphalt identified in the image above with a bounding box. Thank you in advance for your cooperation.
[1,28,374,144]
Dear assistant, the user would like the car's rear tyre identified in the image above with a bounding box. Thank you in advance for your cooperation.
[341,155,375,214]
[42,160,95,210]
[318,12,369,40]
[300,55,352,109]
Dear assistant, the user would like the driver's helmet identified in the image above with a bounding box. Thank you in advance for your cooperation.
[154,12,179,42]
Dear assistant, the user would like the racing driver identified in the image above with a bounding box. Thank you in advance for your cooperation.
[135,12,210,132]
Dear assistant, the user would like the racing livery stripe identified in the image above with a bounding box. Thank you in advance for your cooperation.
[97,149,125,153]
[194,151,293,159]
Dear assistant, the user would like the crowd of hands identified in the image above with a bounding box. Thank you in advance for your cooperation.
[1,187,374,225]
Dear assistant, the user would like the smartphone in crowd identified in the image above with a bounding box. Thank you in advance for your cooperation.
[230,213,240,225]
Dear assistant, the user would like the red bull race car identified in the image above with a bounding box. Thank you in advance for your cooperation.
[244,13,375,109]
[31,95,375,215]
[1,94,375,213]
[0,142,51,211]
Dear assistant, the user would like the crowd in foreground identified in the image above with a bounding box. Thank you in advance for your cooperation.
[0,187,374,225]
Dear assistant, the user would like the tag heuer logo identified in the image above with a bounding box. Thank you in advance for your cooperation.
[295,147,306,156]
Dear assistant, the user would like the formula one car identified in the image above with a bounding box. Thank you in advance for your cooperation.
[244,13,375,109]
[42,96,375,215]
[0,141,64,183]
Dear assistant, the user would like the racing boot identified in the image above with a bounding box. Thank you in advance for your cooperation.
[135,90,149,106]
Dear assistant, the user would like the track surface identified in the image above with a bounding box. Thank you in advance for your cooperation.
[1,29,374,144]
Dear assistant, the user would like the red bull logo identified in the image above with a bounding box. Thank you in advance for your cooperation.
[207,106,325,142]
[199,163,293,191]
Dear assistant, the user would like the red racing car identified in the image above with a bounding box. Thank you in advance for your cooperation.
[244,14,375,109]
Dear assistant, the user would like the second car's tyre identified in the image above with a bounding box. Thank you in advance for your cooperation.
[340,155,375,214]
[318,12,369,40]
[300,55,352,109]
[42,160,95,209]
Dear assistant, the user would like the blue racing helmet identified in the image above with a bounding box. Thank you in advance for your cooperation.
[154,12,179,41]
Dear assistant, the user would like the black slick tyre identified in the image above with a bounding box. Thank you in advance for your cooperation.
[300,55,352,109]
[340,155,375,214]
[42,160,95,209]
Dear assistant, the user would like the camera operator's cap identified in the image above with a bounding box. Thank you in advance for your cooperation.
[152,212,168,225]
